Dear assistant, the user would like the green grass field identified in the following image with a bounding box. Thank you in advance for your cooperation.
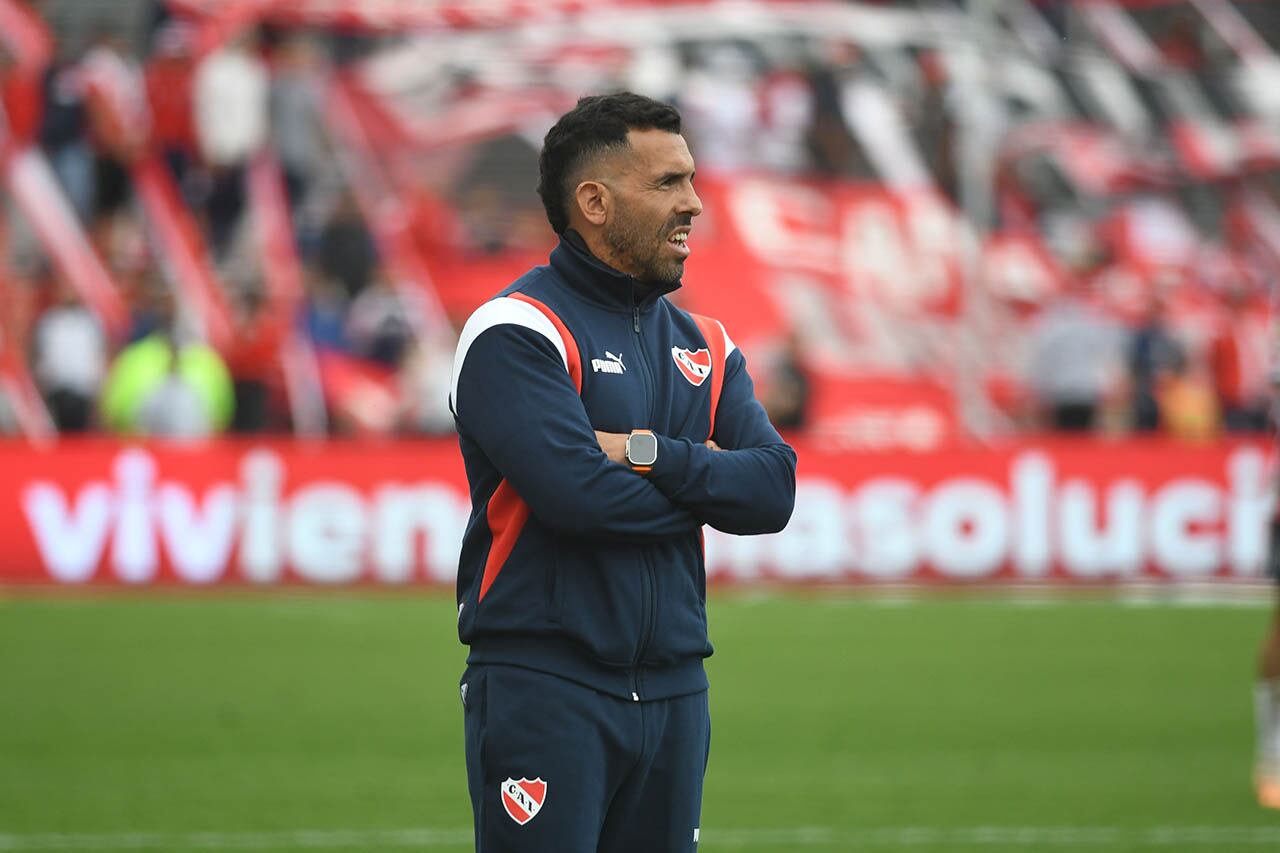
[1,592,1278,851]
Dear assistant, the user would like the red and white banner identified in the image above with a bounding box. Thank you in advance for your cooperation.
[0,438,1272,587]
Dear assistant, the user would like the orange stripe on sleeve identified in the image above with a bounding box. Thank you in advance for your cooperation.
[509,292,583,393]
[690,313,727,442]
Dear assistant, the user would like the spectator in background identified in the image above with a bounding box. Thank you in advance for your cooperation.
[1027,291,1125,431]
[1128,294,1184,432]
[805,41,875,180]
[194,28,268,257]
[1157,349,1220,441]
[317,194,377,298]
[125,271,175,343]
[455,185,517,255]
[224,287,283,432]
[268,34,324,208]
[913,50,957,202]
[397,331,458,435]
[448,134,546,254]
[145,22,197,196]
[756,60,815,175]
[345,269,419,369]
[37,52,94,223]
[2,43,49,273]
[301,267,350,352]
[1209,289,1271,431]
[761,330,811,431]
[131,340,231,438]
[79,31,149,225]
[679,44,762,173]
[101,290,234,438]
[30,274,106,432]
[99,209,152,333]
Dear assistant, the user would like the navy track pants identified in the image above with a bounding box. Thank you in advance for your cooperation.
[460,664,710,852]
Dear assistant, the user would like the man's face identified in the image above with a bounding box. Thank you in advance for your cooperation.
[601,129,702,285]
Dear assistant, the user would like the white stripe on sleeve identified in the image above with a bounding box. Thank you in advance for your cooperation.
[450,296,568,415]
[716,319,737,357]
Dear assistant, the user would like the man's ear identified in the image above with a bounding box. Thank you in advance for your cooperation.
[574,180,609,227]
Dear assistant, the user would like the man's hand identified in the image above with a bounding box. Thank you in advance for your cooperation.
[596,430,722,466]
[595,431,629,464]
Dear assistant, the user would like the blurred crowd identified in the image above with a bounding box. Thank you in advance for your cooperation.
[1,1,456,438]
[1,0,1278,442]
[613,0,1280,441]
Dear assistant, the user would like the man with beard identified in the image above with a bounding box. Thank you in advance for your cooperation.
[449,93,797,851]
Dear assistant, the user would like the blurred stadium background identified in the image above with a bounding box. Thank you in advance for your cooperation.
[3,0,1280,849]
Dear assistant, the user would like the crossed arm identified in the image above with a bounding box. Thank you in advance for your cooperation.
[594,348,797,536]
[455,324,795,539]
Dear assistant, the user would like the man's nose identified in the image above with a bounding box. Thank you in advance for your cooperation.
[680,184,703,218]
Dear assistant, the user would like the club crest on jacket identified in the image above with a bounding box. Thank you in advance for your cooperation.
[671,346,712,386]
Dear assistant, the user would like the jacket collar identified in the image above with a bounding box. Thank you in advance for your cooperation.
[549,229,681,312]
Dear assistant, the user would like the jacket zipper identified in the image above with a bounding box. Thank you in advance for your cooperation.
[631,286,657,425]
[632,553,656,701]
[630,283,658,700]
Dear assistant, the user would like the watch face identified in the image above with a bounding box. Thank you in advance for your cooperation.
[628,432,658,467]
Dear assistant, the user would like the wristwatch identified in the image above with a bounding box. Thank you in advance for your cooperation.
[625,429,658,474]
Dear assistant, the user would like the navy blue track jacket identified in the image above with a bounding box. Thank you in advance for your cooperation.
[450,232,797,701]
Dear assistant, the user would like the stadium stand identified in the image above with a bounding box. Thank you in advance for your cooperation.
[1,0,1278,449]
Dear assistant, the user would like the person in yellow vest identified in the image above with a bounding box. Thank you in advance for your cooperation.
[1155,351,1220,443]
[101,321,233,438]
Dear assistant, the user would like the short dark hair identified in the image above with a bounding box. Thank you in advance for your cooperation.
[537,92,682,235]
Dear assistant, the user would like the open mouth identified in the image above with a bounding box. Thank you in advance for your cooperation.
[667,229,691,257]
